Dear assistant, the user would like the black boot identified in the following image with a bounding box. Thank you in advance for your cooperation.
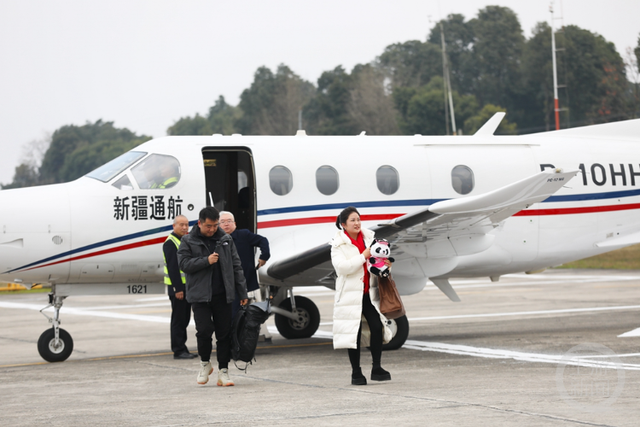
[351,367,367,385]
[371,366,391,381]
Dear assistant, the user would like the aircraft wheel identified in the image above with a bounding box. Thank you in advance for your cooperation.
[382,315,409,351]
[275,296,320,339]
[37,328,74,362]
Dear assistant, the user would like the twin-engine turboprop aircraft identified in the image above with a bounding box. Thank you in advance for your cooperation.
[2,113,640,362]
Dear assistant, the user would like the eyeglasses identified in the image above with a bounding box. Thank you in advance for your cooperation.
[220,220,234,224]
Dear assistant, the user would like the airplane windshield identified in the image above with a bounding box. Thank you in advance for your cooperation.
[85,151,147,183]
[131,154,181,189]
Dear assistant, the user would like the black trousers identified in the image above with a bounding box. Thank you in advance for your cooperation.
[191,296,233,369]
[169,295,192,355]
[348,293,384,370]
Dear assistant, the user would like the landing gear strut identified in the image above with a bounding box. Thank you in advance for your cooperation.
[38,290,74,362]
[271,287,320,339]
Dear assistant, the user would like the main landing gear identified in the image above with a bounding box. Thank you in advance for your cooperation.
[270,287,321,339]
[38,290,74,362]
[269,286,409,349]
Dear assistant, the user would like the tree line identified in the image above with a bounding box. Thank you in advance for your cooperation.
[4,6,640,189]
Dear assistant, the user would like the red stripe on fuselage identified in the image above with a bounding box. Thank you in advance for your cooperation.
[257,203,640,228]
[22,237,166,272]
[257,214,402,229]
[20,203,640,272]
[513,203,640,216]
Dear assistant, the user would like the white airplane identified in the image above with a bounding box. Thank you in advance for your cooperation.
[2,113,639,362]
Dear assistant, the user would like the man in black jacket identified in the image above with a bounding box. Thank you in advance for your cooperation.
[163,215,197,359]
[178,207,248,386]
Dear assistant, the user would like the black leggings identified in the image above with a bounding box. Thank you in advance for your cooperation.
[348,293,384,370]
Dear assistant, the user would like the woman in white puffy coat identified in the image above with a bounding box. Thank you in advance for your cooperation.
[331,206,393,385]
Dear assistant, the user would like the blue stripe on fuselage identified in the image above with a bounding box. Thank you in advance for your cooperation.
[256,189,640,216]
[5,220,198,274]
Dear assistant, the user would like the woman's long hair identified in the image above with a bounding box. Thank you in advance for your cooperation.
[335,206,360,229]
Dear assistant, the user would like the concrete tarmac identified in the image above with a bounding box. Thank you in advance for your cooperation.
[1,269,639,426]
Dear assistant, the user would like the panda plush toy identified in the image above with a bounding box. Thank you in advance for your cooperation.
[367,239,395,278]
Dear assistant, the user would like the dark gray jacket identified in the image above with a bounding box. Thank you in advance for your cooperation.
[177,226,248,304]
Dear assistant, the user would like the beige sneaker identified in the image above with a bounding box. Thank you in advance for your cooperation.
[197,361,213,385]
[217,368,234,387]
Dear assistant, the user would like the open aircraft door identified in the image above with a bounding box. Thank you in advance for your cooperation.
[202,147,256,232]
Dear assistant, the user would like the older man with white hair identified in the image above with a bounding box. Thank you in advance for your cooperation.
[219,211,271,339]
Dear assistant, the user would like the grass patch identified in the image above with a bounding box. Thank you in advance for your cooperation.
[556,243,640,270]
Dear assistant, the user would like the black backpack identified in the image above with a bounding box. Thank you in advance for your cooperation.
[231,300,271,371]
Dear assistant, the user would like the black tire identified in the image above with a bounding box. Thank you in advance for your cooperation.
[37,328,74,362]
[382,315,409,351]
[275,295,320,339]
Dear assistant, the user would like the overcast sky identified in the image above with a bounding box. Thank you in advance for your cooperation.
[1,0,639,184]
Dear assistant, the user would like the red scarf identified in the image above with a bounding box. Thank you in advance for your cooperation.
[344,230,370,294]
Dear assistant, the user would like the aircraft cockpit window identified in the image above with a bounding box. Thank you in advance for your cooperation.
[316,166,339,195]
[131,154,181,189]
[85,151,146,183]
[376,165,399,195]
[112,175,134,190]
[452,165,474,195]
[269,166,293,196]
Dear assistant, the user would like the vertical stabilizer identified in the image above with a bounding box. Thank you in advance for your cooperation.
[474,112,505,136]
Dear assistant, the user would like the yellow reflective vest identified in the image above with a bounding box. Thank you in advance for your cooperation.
[163,234,186,286]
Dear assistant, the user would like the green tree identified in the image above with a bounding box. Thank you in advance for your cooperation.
[345,64,400,135]
[468,6,525,114]
[39,120,150,184]
[394,76,479,135]
[1,164,40,189]
[167,114,212,135]
[564,25,630,124]
[305,66,360,135]
[427,13,475,94]
[236,65,314,135]
[635,34,640,73]
[521,22,556,132]
[377,40,442,89]
[168,96,240,135]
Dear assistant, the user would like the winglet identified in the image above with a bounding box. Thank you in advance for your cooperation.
[474,112,505,136]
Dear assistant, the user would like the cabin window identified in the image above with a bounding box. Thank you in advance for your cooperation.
[452,165,474,195]
[269,166,293,196]
[316,166,339,195]
[86,151,146,183]
[376,165,399,195]
[131,154,181,189]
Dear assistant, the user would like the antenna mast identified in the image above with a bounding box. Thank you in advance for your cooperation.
[440,23,457,135]
[550,2,560,130]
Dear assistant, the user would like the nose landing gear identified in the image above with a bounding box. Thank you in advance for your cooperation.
[38,291,74,362]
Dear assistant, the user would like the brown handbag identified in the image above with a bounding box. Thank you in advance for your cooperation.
[377,275,406,319]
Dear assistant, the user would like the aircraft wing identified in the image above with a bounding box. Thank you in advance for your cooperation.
[266,170,577,285]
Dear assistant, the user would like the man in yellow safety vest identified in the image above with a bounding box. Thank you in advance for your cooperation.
[163,215,197,359]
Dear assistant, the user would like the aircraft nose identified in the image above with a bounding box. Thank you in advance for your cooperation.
[0,184,71,283]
